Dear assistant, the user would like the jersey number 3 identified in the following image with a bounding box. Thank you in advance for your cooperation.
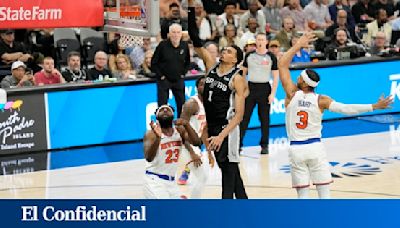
[165,149,179,163]
[296,111,308,129]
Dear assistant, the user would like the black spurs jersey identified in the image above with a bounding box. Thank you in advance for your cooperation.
[203,64,241,127]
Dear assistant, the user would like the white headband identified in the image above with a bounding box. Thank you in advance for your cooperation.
[301,70,319,88]
[156,105,174,116]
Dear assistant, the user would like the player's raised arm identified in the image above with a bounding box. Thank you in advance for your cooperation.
[187,0,216,72]
[143,121,162,162]
[175,118,202,146]
[278,33,316,98]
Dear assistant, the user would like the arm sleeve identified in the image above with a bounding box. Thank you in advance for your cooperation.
[243,52,250,68]
[328,101,373,115]
[188,7,203,48]
[269,52,278,70]
[183,42,191,74]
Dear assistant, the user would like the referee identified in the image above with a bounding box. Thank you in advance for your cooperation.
[240,33,279,154]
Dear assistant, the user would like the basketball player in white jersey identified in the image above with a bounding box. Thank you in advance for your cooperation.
[279,33,393,199]
[143,105,201,199]
[177,76,216,198]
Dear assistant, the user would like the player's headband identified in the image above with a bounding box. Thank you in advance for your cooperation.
[155,105,174,116]
[301,70,319,88]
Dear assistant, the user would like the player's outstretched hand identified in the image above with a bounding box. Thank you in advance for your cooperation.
[296,32,317,48]
[373,94,394,110]
[150,120,162,137]
[190,153,202,168]
[208,152,215,168]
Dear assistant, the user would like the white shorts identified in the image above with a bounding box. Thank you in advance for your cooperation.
[143,174,181,199]
[288,142,333,188]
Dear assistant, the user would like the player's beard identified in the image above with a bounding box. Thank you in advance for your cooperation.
[157,116,174,129]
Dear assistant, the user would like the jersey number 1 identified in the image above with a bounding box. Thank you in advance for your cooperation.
[296,111,308,129]
[165,149,179,163]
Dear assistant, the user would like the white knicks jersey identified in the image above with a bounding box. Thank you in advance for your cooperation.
[146,128,183,177]
[285,90,322,141]
[189,96,207,138]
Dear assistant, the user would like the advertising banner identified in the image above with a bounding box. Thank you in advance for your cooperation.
[0,0,104,29]
[0,93,48,154]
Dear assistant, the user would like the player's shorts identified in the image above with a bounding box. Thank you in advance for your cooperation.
[143,172,181,199]
[288,141,333,188]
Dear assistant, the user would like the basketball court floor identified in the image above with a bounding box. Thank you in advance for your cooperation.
[0,115,399,199]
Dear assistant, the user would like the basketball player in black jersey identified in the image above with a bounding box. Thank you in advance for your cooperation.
[188,0,249,199]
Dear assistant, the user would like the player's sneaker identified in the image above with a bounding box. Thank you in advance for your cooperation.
[177,168,190,185]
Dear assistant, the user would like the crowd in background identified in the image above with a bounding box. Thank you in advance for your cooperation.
[1,0,400,88]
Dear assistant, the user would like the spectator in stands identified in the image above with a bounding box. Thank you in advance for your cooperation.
[215,1,241,37]
[268,40,284,59]
[113,54,137,80]
[243,39,257,54]
[290,35,312,62]
[351,0,375,24]
[62,51,87,82]
[236,0,250,13]
[325,28,361,59]
[34,57,64,85]
[138,50,156,78]
[129,37,152,70]
[304,0,333,31]
[275,17,298,51]
[329,0,356,28]
[363,9,392,46]
[369,31,386,54]
[372,0,396,20]
[219,24,241,50]
[280,0,309,31]
[326,10,358,43]
[194,0,217,42]
[86,51,113,81]
[239,17,259,49]
[263,0,283,35]
[108,37,125,72]
[160,2,189,40]
[204,41,220,61]
[1,61,34,88]
[151,23,190,117]
[0,30,32,69]
[202,0,228,15]
[239,0,266,34]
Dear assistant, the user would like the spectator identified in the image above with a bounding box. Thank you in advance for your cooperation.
[369,31,389,55]
[304,0,333,31]
[61,51,87,82]
[215,1,241,37]
[0,29,32,69]
[263,0,284,35]
[239,0,266,34]
[138,50,156,78]
[329,0,356,28]
[239,18,259,49]
[188,42,205,73]
[280,0,309,31]
[34,57,64,85]
[372,0,396,20]
[113,54,137,80]
[290,35,311,62]
[243,39,257,53]
[268,40,284,59]
[160,2,189,40]
[275,17,298,51]
[86,51,113,81]
[1,61,34,88]
[236,0,250,13]
[219,24,241,50]
[363,9,392,46]
[108,37,125,72]
[129,37,152,70]
[351,0,375,24]
[194,0,217,42]
[326,9,358,43]
[204,41,220,61]
[202,0,228,15]
[151,23,190,117]
[325,28,361,59]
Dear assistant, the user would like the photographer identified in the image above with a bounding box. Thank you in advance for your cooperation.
[325,28,361,60]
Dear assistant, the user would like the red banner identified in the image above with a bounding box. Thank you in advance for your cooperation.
[0,0,104,29]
